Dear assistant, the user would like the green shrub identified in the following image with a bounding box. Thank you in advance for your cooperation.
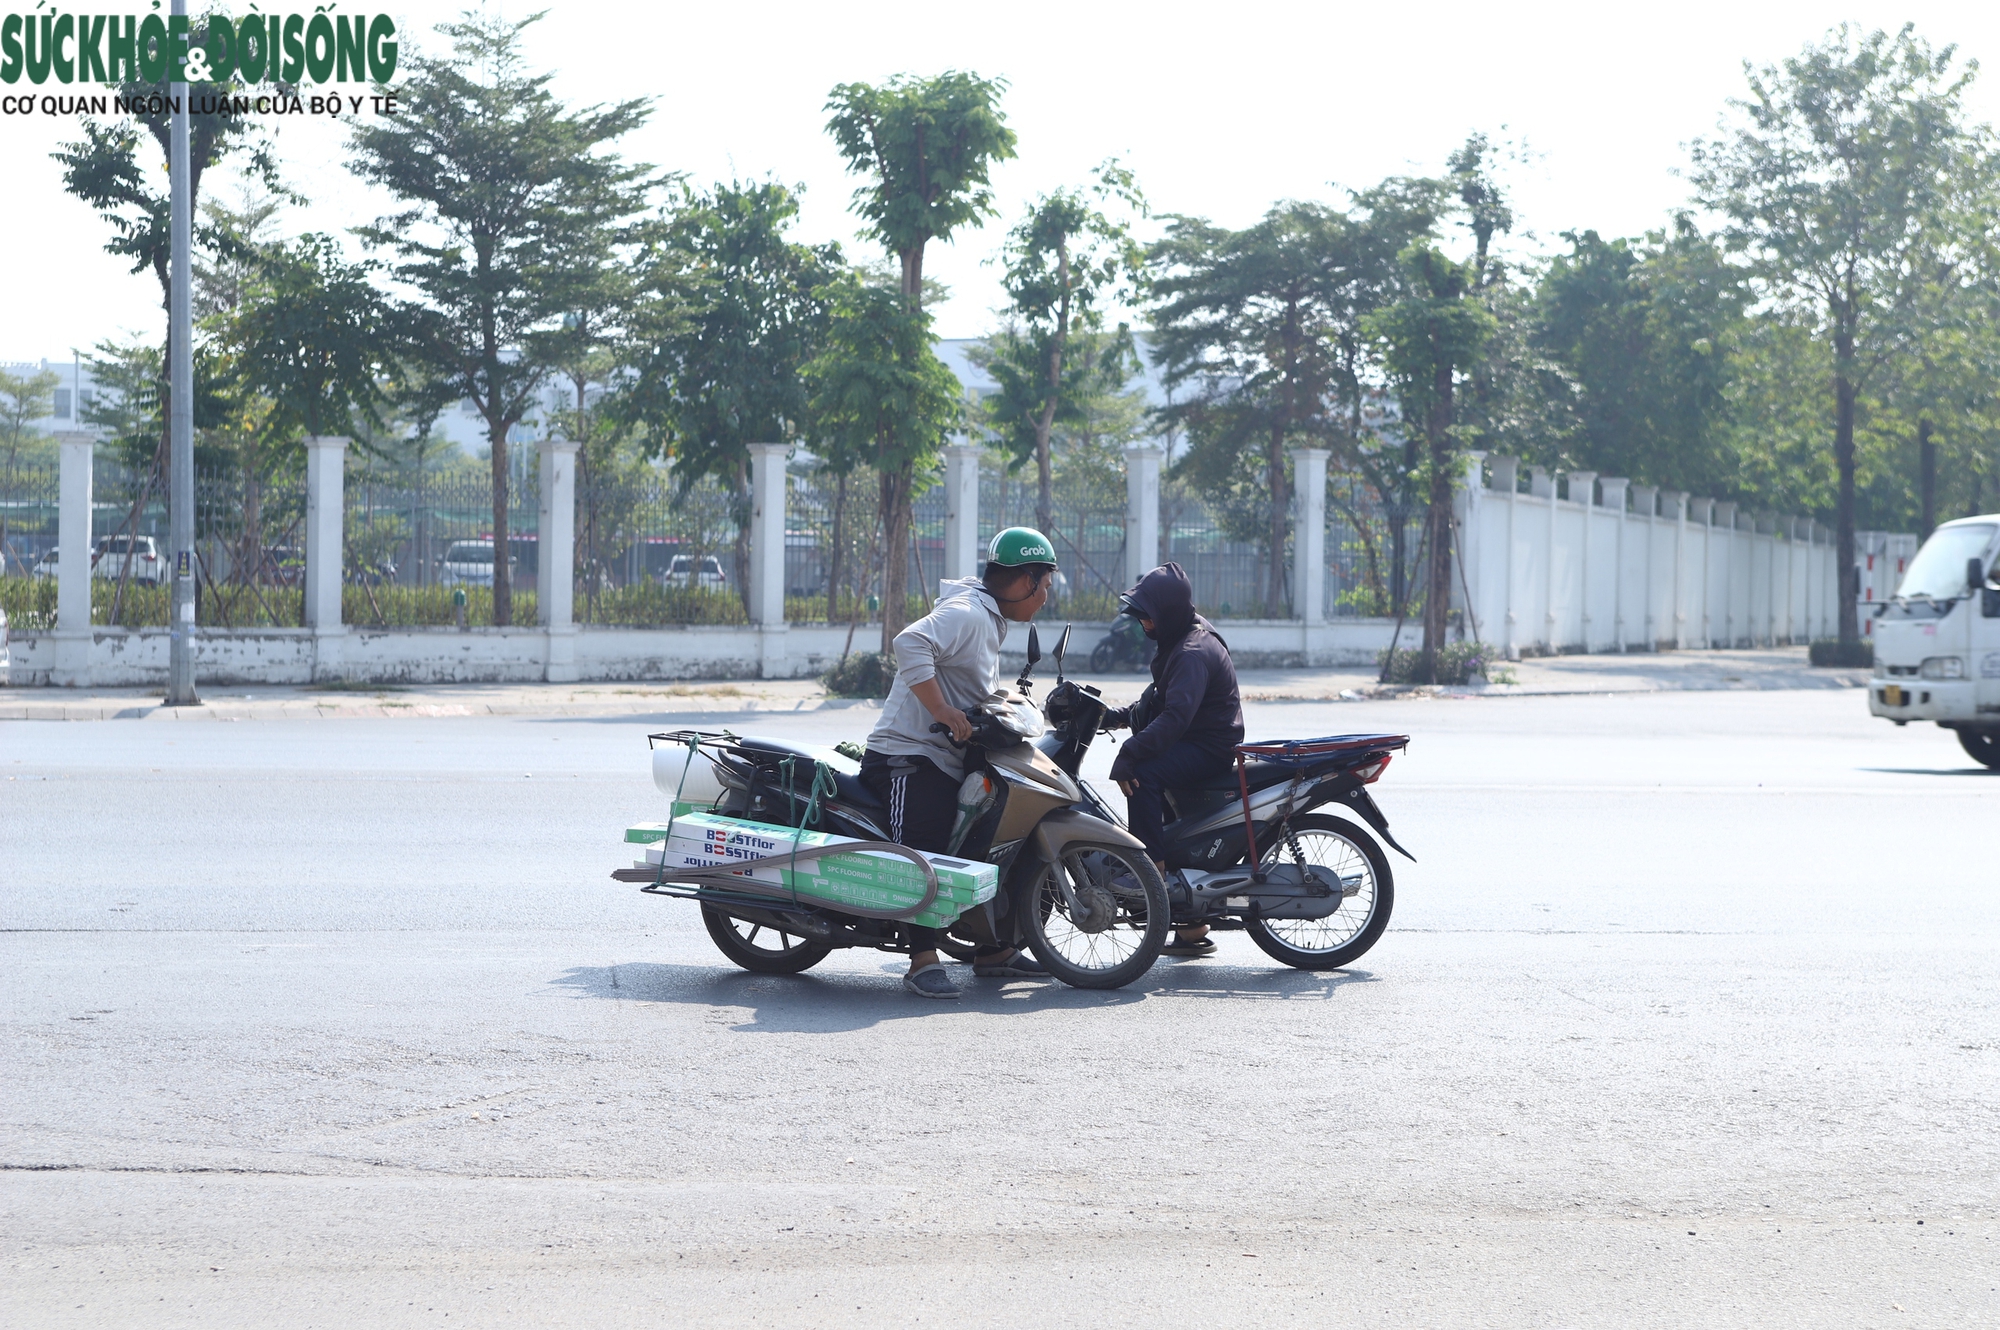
[822,650,895,699]
[1809,639,1873,668]
[0,575,56,630]
[1378,639,1515,685]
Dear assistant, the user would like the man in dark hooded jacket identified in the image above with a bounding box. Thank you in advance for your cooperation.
[1102,562,1244,956]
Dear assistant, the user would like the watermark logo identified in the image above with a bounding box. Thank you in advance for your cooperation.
[1,7,398,87]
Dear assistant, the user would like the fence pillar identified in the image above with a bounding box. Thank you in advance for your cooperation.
[1570,471,1597,650]
[1489,456,1520,659]
[539,436,580,683]
[1662,491,1688,649]
[1687,499,1713,647]
[1456,452,1487,644]
[304,436,348,680]
[52,431,94,687]
[1802,519,1817,641]
[1599,478,1629,651]
[1714,501,1738,647]
[1123,443,1164,592]
[1541,469,1559,651]
[1630,485,1659,649]
[746,443,790,677]
[943,442,981,583]
[1288,447,1328,624]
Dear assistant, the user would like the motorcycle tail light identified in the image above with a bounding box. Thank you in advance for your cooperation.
[1353,755,1391,784]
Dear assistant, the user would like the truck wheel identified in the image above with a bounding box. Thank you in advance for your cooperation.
[1957,728,2000,770]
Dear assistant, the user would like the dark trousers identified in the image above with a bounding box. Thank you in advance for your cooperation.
[1124,741,1233,864]
[859,750,959,951]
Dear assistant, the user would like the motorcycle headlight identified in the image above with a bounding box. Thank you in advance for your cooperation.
[1919,656,1966,680]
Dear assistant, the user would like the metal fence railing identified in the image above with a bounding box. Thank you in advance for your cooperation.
[572,467,746,626]
[0,463,57,579]
[0,448,1437,632]
[979,464,1126,622]
[1327,478,1427,621]
[1160,483,1277,619]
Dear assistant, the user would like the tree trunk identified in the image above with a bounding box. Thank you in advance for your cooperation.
[1267,429,1290,616]
[241,459,261,605]
[732,457,754,617]
[1033,243,1072,543]
[1034,396,1056,542]
[1419,356,1455,683]
[490,418,511,627]
[879,461,915,654]
[826,470,847,625]
[1834,352,1858,645]
[1918,417,1936,540]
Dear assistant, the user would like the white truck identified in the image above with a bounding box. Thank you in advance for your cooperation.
[1867,513,2000,769]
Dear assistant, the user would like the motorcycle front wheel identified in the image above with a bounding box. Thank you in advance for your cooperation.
[702,905,835,975]
[1245,814,1394,970]
[1023,842,1169,989]
[1090,638,1117,672]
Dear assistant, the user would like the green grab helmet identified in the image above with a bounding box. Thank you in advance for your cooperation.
[987,526,1057,569]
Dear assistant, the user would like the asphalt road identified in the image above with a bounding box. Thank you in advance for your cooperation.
[3,690,1996,1327]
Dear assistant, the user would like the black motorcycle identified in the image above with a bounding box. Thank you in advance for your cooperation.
[1037,667,1412,970]
[1089,615,1155,672]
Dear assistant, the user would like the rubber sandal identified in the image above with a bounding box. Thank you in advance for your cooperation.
[903,963,962,999]
[1161,934,1217,957]
[971,949,1049,978]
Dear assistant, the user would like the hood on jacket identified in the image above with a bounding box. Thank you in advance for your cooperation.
[1122,562,1197,644]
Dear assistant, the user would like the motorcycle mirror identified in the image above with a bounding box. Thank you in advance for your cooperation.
[1017,624,1042,691]
[1053,624,1071,678]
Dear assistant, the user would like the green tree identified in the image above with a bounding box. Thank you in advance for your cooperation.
[824,71,1016,641]
[1363,137,1510,681]
[1533,225,1746,493]
[806,277,965,650]
[54,33,289,493]
[1151,199,1397,614]
[1690,24,1988,646]
[619,180,843,610]
[349,9,656,626]
[224,235,391,441]
[988,162,1145,537]
[0,367,58,481]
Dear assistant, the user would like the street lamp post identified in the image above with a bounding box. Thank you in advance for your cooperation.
[166,0,198,705]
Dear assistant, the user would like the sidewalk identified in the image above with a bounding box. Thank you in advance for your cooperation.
[0,647,1870,721]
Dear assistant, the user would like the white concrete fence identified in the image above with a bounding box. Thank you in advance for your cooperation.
[1455,454,1860,656]
[9,435,1897,687]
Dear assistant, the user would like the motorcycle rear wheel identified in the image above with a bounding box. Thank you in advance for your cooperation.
[1023,842,1169,989]
[1244,814,1394,971]
[702,905,835,975]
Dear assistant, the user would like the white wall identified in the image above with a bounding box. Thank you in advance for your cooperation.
[1456,457,1848,655]
[5,616,1407,686]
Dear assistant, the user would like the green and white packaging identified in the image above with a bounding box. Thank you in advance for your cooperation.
[630,812,996,928]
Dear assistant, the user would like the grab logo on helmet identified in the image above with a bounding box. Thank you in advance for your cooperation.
[988,526,1056,566]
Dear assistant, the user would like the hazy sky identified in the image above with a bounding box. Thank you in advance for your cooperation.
[6,1,2000,364]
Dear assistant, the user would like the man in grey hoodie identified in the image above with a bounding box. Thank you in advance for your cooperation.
[860,526,1059,998]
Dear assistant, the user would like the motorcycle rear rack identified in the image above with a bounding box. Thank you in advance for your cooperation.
[1230,734,1411,882]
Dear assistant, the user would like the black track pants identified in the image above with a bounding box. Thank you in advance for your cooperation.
[859,750,959,951]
